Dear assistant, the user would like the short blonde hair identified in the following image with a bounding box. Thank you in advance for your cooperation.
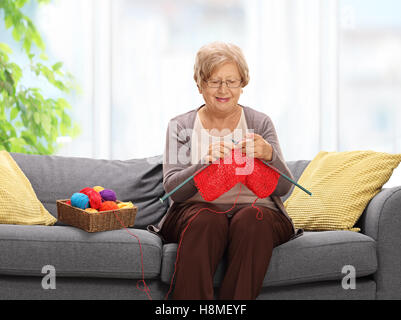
[193,42,250,88]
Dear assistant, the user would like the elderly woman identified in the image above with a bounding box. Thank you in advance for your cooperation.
[152,42,302,300]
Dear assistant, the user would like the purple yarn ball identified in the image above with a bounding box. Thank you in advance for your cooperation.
[100,189,117,202]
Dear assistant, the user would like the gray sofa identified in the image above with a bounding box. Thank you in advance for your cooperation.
[1,152,400,300]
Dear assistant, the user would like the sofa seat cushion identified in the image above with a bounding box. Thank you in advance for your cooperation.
[0,225,162,279]
[160,231,377,287]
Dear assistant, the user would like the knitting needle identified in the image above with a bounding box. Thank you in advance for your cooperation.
[160,140,236,203]
[231,138,312,196]
[263,161,312,195]
[159,139,312,203]
[159,163,212,203]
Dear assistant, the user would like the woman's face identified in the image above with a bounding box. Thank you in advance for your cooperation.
[198,62,243,115]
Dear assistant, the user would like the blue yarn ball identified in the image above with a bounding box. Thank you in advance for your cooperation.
[71,192,90,210]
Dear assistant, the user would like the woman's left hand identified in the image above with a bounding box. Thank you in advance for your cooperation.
[234,133,273,162]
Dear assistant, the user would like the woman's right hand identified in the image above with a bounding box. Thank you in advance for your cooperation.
[203,140,235,164]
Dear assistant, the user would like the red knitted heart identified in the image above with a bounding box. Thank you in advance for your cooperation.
[193,149,280,201]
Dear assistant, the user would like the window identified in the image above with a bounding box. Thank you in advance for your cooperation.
[339,0,401,186]
[22,0,324,161]
[4,0,399,187]
[339,0,401,152]
[110,0,324,161]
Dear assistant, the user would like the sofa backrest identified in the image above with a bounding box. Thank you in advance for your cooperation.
[11,152,169,229]
[10,152,311,229]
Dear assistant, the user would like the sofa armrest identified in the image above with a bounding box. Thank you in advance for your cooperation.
[359,186,401,299]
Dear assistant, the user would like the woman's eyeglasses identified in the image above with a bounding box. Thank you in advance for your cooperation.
[206,79,242,88]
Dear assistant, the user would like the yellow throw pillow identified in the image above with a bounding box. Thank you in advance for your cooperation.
[284,151,401,232]
[0,151,57,226]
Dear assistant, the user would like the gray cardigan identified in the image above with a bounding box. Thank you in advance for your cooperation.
[149,104,303,240]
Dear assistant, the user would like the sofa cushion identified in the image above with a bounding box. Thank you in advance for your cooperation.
[0,224,162,279]
[160,230,377,287]
[0,151,57,226]
[284,151,401,231]
[10,153,169,229]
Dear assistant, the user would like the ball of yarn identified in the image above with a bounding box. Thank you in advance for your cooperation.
[117,201,134,209]
[85,208,98,213]
[80,187,94,195]
[93,186,105,193]
[88,190,102,210]
[99,201,119,212]
[71,193,90,210]
[65,200,71,206]
[78,187,102,210]
[100,189,117,202]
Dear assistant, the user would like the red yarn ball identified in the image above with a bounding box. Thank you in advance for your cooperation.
[88,190,102,210]
[79,187,94,195]
[79,187,102,210]
[99,201,119,212]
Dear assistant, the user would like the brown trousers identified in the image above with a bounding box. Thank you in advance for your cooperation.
[160,202,294,300]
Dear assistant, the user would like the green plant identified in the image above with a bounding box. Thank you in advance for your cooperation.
[0,0,80,154]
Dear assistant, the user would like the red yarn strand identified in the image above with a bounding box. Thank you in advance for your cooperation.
[112,210,152,300]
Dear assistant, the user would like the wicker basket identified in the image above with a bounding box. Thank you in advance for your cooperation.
[57,199,137,232]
